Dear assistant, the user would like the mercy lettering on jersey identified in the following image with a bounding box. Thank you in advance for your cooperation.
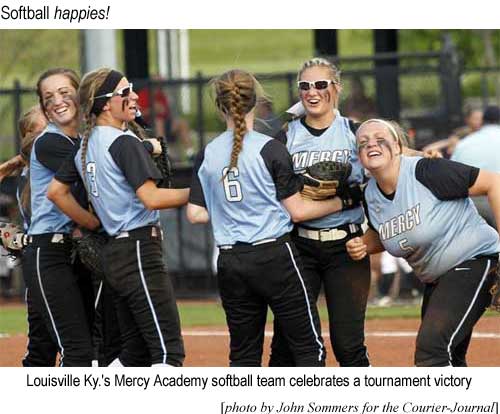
[378,204,421,241]
[284,114,365,229]
[292,149,352,172]
[365,156,499,282]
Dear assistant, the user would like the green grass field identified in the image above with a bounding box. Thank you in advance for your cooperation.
[1,302,498,335]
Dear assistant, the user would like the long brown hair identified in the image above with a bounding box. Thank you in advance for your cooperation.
[212,69,262,172]
[78,68,148,175]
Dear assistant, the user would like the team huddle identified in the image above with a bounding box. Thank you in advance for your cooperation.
[1,58,500,367]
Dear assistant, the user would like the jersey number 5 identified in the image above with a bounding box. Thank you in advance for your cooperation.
[222,167,242,202]
[86,162,99,197]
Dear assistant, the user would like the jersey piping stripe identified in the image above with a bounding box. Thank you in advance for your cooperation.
[285,242,324,362]
[23,288,30,362]
[136,240,167,365]
[446,259,491,366]
[94,281,103,310]
[36,247,65,366]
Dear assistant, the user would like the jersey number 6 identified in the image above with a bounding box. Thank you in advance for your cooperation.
[222,167,243,202]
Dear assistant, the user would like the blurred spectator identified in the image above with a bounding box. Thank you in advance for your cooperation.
[254,97,282,137]
[451,105,500,227]
[341,76,377,122]
[137,78,194,162]
[423,107,483,157]
[374,251,421,306]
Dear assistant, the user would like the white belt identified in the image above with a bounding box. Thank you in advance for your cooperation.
[297,225,358,242]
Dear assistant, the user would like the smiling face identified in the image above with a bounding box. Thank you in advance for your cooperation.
[103,77,139,124]
[357,121,401,171]
[39,74,78,128]
[299,66,339,120]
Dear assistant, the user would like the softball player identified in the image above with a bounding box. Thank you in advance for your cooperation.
[187,69,350,367]
[49,68,188,367]
[347,119,500,366]
[23,68,100,367]
[270,58,371,367]
[0,105,60,366]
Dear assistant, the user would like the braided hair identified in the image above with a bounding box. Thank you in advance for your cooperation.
[212,69,262,172]
[78,68,111,176]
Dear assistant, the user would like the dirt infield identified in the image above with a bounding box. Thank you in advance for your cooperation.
[1,317,499,367]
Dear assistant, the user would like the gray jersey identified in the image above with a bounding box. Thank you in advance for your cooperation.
[29,123,77,235]
[364,156,499,282]
[285,114,364,228]
[74,126,159,236]
[190,130,301,246]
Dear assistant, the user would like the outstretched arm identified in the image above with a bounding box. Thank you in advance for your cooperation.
[136,180,189,210]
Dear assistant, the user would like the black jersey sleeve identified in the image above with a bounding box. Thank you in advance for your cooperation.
[188,150,207,207]
[274,129,288,145]
[109,135,162,191]
[54,146,81,184]
[34,133,78,173]
[415,158,480,200]
[260,139,303,201]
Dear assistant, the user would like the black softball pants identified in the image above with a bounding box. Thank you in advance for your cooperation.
[269,228,371,367]
[415,256,497,367]
[104,230,184,367]
[217,235,325,367]
[23,237,94,367]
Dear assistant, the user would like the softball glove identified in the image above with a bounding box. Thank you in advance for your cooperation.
[301,161,352,201]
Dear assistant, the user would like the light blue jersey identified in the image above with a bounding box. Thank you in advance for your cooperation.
[285,114,364,228]
[365,156,499,282]
[451,125,500,172]
[74,126,159,236]
[195,130,295,246]
[29,124,76,235]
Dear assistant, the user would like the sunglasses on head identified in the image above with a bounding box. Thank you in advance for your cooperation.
[94,83,134,100]
[297,79,336,91]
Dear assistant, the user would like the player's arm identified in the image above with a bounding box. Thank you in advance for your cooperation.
[110,134,189,211]
[136,181,189,210]
[186,203,209,224]
[261,139,347,222]
[281,193,343,223]
[47,178,101,230]
[346,228,385,260]
[468,169,500,234]
[47,148,101,230]
[186,150,210,224]
[0,154,25,182]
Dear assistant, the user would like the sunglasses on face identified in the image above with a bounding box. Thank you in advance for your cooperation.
[94,83,134,100]
[297,79,336,91]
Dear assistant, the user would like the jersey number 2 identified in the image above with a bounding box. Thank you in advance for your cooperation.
[222,167,242,202]
[86,162,99,197]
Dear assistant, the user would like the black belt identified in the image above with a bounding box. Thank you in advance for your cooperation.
[113,225,163,241]
[218,233,291,252]
[28,233,71,245]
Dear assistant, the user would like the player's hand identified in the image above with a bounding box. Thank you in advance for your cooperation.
[145,138,162,156]
[423,149,443,159]
[346,236,368,260]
